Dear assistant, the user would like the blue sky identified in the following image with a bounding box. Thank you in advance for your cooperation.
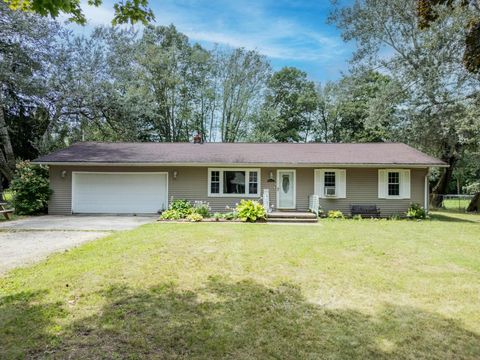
[66,0,354,82]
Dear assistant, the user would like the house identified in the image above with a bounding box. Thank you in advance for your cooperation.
[33,142,446,217]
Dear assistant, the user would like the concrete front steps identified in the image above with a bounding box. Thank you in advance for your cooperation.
[267,211,318,223]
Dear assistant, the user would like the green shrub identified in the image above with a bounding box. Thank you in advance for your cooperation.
[223,211,238,220]
[406,203,427,220]
[193,201,211,217]
[186,213,203,222]
[170,199,194,217]
[213,212,223,221]
[236,200,266,222]
[9,161,52,215]
[390,213,402,220]
[159,209,182,220]
[327,210,344,219]
[2,190,13,203]
[352,214,362,220]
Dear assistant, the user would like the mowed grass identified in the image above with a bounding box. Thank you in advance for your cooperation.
[442,198,471,211]
[1,213,480,359]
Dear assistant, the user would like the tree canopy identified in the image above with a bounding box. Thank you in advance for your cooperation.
[416,0,480,73]
[5,0,154,25]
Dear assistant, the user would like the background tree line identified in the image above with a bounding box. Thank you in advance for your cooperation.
[0,0,479,201]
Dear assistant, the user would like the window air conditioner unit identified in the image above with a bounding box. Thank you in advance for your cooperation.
[324,186,336,197]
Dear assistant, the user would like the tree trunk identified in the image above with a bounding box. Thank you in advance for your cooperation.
[430,143,461,208]
[466,192,480,212]
[0,107,15,182]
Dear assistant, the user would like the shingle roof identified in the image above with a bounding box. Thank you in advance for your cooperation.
[33,142,446,166]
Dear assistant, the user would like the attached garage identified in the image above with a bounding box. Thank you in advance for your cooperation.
[72,172,168,214]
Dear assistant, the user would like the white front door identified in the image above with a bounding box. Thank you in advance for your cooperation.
[277,170,296,209]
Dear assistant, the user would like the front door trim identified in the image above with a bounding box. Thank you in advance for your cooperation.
[276,169,296,209]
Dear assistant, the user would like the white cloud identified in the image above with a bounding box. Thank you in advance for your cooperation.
[153,2,348,63]
[57,0,114,29]
[81,2,114,25]
[61,0,350,79]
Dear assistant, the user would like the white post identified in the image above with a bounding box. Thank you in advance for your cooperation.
[424,174,429,213]
[263,189,270,212]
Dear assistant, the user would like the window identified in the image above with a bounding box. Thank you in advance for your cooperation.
[378,169,410,199]
[210,171,220,194]
[249,171,258,194]
[388,171,400,196]
[314,169,346,199]
[223,171,245,194]
[208,168,260,197]
[324,171,336,196]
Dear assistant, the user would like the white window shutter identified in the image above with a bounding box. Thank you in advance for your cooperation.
[315,170,325,198]
[378,170,387,198]
[337,169,347,198]
[401,169,411,199]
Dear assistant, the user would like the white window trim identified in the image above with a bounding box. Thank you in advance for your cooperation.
[323,171,337,197]
[379,169,411,199]
[386,170,401,198]
[207,168,261,198]
[314,169,347,199]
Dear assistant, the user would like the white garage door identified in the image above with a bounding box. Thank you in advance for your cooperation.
[72,172,168,214]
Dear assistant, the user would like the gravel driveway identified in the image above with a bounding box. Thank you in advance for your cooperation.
[0,215,155,274]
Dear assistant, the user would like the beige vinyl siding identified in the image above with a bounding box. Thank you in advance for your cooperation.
[48,166,427,216]
[315,168,427,217]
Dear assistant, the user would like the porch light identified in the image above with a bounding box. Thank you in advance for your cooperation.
[61,170,67,179]
[267,171,275,182]
[173,170,178,179]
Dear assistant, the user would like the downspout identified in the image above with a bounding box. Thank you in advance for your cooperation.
[425,169,430,213]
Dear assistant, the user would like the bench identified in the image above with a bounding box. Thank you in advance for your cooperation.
[350,205,381,218]
[0,209,14,220]
[0,202,14,220]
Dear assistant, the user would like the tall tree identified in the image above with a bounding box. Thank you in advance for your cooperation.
[313,71,393,143]
[261,67,317,142]
[0,3,58,182]
[218,48,270,142]
[135,25,206,142]
[331,0,480,206]
[312,82,342,143]
[417,0,480,73]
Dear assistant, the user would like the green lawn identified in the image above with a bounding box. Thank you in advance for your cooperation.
[442,198,471,211]
[1,213,480,359]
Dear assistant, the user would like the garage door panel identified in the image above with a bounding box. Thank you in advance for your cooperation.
[72,173,167,214]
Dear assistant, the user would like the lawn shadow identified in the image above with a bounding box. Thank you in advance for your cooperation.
[6,278,475,359]
[429,212,479,223]
[0,290,66,358]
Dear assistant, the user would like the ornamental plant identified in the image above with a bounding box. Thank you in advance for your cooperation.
[169,199,194,217]
[9,161,52,215]
[236,200,266,222]
[186,213,203,222]
[406,203,427,220]
[223,211,238,220]
[159,209,182,220]
[327,210,344,219]
[193,200,211,217]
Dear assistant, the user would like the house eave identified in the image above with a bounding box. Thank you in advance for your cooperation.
[32,161,448,168]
